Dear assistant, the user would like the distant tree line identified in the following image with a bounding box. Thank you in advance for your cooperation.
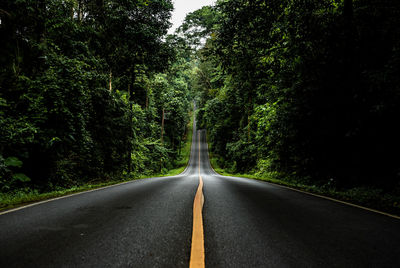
[187,0,400,189]
[0,0,192,192]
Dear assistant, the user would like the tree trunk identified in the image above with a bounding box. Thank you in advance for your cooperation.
[248,95,252,141]
[161,108,165,144]
[127,83,132,173]
[127,70,137,173]
[78,0,83,21]
[109,70,112,92]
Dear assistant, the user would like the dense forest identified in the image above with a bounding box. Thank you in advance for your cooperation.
[1,0,400,200]
[0,0,193,193]
[185,0,400,191]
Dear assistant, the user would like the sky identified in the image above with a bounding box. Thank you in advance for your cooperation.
[168,0,216,34]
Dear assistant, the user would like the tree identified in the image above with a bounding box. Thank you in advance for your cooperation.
[192,0,400,189]
[0,0,191,191]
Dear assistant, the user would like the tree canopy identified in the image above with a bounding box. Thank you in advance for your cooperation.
[1,0,400,195]
[190,0,400,190]
[0,0,193,191]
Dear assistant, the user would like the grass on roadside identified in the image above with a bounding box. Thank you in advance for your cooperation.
[0,179,136,212]
[209,154,400,217]
[163,110,194,176]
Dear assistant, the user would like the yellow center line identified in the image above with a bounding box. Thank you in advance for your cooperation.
[190,131,205,268]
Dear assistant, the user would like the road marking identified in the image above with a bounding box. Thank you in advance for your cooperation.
[0,180,136,216]
[219,173,400,221]
[202,128,400,221]
[267,182,400,220]
[190,175,204,268]
[0,173,185,216]
[190,131,205,268]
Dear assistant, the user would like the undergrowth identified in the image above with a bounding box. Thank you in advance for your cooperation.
[210,154,400,217]
[0,111,194,212]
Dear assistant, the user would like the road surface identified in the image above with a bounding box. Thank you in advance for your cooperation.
[1,119,400,267]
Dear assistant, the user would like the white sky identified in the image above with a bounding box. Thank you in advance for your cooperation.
[168,0,216,34]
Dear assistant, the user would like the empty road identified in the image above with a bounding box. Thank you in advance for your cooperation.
[1,118,400,267]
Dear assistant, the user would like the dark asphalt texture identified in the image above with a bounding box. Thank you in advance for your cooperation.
[1,119,400,267]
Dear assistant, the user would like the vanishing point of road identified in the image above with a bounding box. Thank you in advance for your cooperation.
[1,117,400,267]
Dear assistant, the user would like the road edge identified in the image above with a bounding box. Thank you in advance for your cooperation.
[204,132,400,221]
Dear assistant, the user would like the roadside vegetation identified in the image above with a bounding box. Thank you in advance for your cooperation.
[211,155,400,216]
[0,0,197,210]
[184,0,400,215]
[2,0,400,216]
[0,109,194,211]
[162,110,194,176]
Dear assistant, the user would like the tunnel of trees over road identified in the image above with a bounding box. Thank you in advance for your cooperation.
[1,0,400,200]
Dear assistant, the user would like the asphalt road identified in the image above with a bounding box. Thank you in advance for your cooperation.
[1,119,400,267]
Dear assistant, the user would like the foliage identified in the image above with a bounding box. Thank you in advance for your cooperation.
[3,0,399,202]
[210,155,400,216]
[0,105,195,212]
[0,0,193,193]
[189,0,400,190]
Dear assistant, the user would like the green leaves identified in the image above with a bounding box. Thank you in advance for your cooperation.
[1,156,31,190]
[5,157,23,168]
[194,0,400,189]
[0,0,187,192]
[12,173,31,183]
